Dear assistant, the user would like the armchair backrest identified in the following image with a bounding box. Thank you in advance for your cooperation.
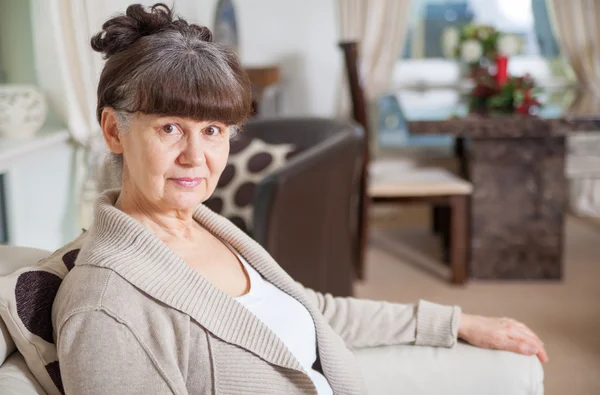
[246,117,364,296]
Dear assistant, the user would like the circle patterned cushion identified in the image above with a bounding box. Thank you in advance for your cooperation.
[0,232,87,395]
[205,135,301,233]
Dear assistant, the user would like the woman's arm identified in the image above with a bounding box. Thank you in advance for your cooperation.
[56,310,180,394]
[303,288,549,363]
[303,287,461,349]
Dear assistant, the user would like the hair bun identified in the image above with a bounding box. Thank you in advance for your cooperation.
[91,3,212,59]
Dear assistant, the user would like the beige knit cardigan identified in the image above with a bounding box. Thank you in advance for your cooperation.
[52,189,461,394]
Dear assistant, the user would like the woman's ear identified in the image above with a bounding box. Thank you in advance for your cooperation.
[101,108,124,154]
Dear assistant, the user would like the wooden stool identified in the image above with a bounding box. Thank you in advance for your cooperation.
[369,164,473,284]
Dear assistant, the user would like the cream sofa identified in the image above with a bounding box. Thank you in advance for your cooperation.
[0,245,544,395]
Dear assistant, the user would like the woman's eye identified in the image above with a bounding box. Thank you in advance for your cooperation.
[161,124,181,135]
[205,126,221,136]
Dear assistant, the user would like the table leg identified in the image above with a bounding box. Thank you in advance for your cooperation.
[469,137,566,279]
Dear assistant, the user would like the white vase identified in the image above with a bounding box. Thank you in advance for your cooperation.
[0,84,47,139]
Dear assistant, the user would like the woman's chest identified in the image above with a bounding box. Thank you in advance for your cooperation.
[167,236,250,297]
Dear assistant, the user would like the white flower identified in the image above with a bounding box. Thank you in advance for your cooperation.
[498,34,521,56]
[460,39,483,63]
[442,27,460,58]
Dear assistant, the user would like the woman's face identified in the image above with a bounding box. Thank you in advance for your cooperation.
[118,112,230,212]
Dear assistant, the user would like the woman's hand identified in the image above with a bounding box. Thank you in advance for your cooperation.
[458,313,549,363]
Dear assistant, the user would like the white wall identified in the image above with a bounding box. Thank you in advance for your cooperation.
[236,0,341,117]
[196,0,342,117]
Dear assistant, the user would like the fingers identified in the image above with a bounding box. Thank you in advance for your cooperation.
[514,322,544,345]
[514,324,549,363]
[507,330,549,363]
[502,318,549,363]
[514,328,544,350]
[509,333,541,354]
[500,338,535,355]
[537,348,550,364]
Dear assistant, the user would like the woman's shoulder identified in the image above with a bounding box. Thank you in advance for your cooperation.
[52,264,119,331]
[53,263,188,337]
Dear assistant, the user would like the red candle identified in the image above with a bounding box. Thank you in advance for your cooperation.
[495,55,508,86]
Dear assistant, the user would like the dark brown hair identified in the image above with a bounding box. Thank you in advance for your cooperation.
[91,3,252,127]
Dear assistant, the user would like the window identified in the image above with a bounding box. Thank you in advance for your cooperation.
[378,0,564,150]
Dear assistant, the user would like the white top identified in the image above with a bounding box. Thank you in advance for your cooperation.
[231,247,333,395]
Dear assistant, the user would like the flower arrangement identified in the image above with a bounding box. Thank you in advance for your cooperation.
[441,23,539,115]
[469,68,541,115]
[442,24,523,65]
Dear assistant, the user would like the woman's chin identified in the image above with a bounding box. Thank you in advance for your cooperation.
[165,192,206,211]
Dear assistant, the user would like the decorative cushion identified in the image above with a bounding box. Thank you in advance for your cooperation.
[204,135,301,233]
[0,246,54,368]
[0,232,87,395]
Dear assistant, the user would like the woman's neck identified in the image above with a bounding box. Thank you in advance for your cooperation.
[115,186,199,241]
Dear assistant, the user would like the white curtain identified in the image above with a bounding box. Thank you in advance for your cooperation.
[336,0,412,116]
[30,0,103,234]
[30,0,100,146]
[549,0,600,218]
[550,0,600,96]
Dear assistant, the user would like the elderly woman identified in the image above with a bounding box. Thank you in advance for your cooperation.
[52,4,547,395]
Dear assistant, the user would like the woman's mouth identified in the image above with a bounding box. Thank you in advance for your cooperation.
[170,177,204,188]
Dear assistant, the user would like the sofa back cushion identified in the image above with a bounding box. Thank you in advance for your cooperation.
[0,234,87,395]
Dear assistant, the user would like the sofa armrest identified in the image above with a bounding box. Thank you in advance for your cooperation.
[252,128,363,296]
[353,342,544,395]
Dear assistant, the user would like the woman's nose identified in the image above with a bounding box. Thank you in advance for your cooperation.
[178,136,207,166]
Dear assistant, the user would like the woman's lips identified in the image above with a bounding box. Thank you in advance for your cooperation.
[170,177,204,188]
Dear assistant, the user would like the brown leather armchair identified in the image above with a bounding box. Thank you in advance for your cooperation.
[244,117,364,297]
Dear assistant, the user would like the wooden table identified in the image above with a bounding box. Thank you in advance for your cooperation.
[399,88,600,280]
[244,66,280,116]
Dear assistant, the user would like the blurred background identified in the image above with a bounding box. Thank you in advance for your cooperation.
[0,1,599,393]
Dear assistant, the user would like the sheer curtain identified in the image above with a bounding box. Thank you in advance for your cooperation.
[550,0,600,96]
[336,0,413,117]
[548,0,600,218]
[30,0,102,234]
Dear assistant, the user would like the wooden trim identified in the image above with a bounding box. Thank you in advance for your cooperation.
[339,41,371,281]
[338,42,370,141]
[450,195,469,284]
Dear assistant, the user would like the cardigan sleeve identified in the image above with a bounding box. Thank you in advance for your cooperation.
[302,287,461,349]
[56,309,179,395]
